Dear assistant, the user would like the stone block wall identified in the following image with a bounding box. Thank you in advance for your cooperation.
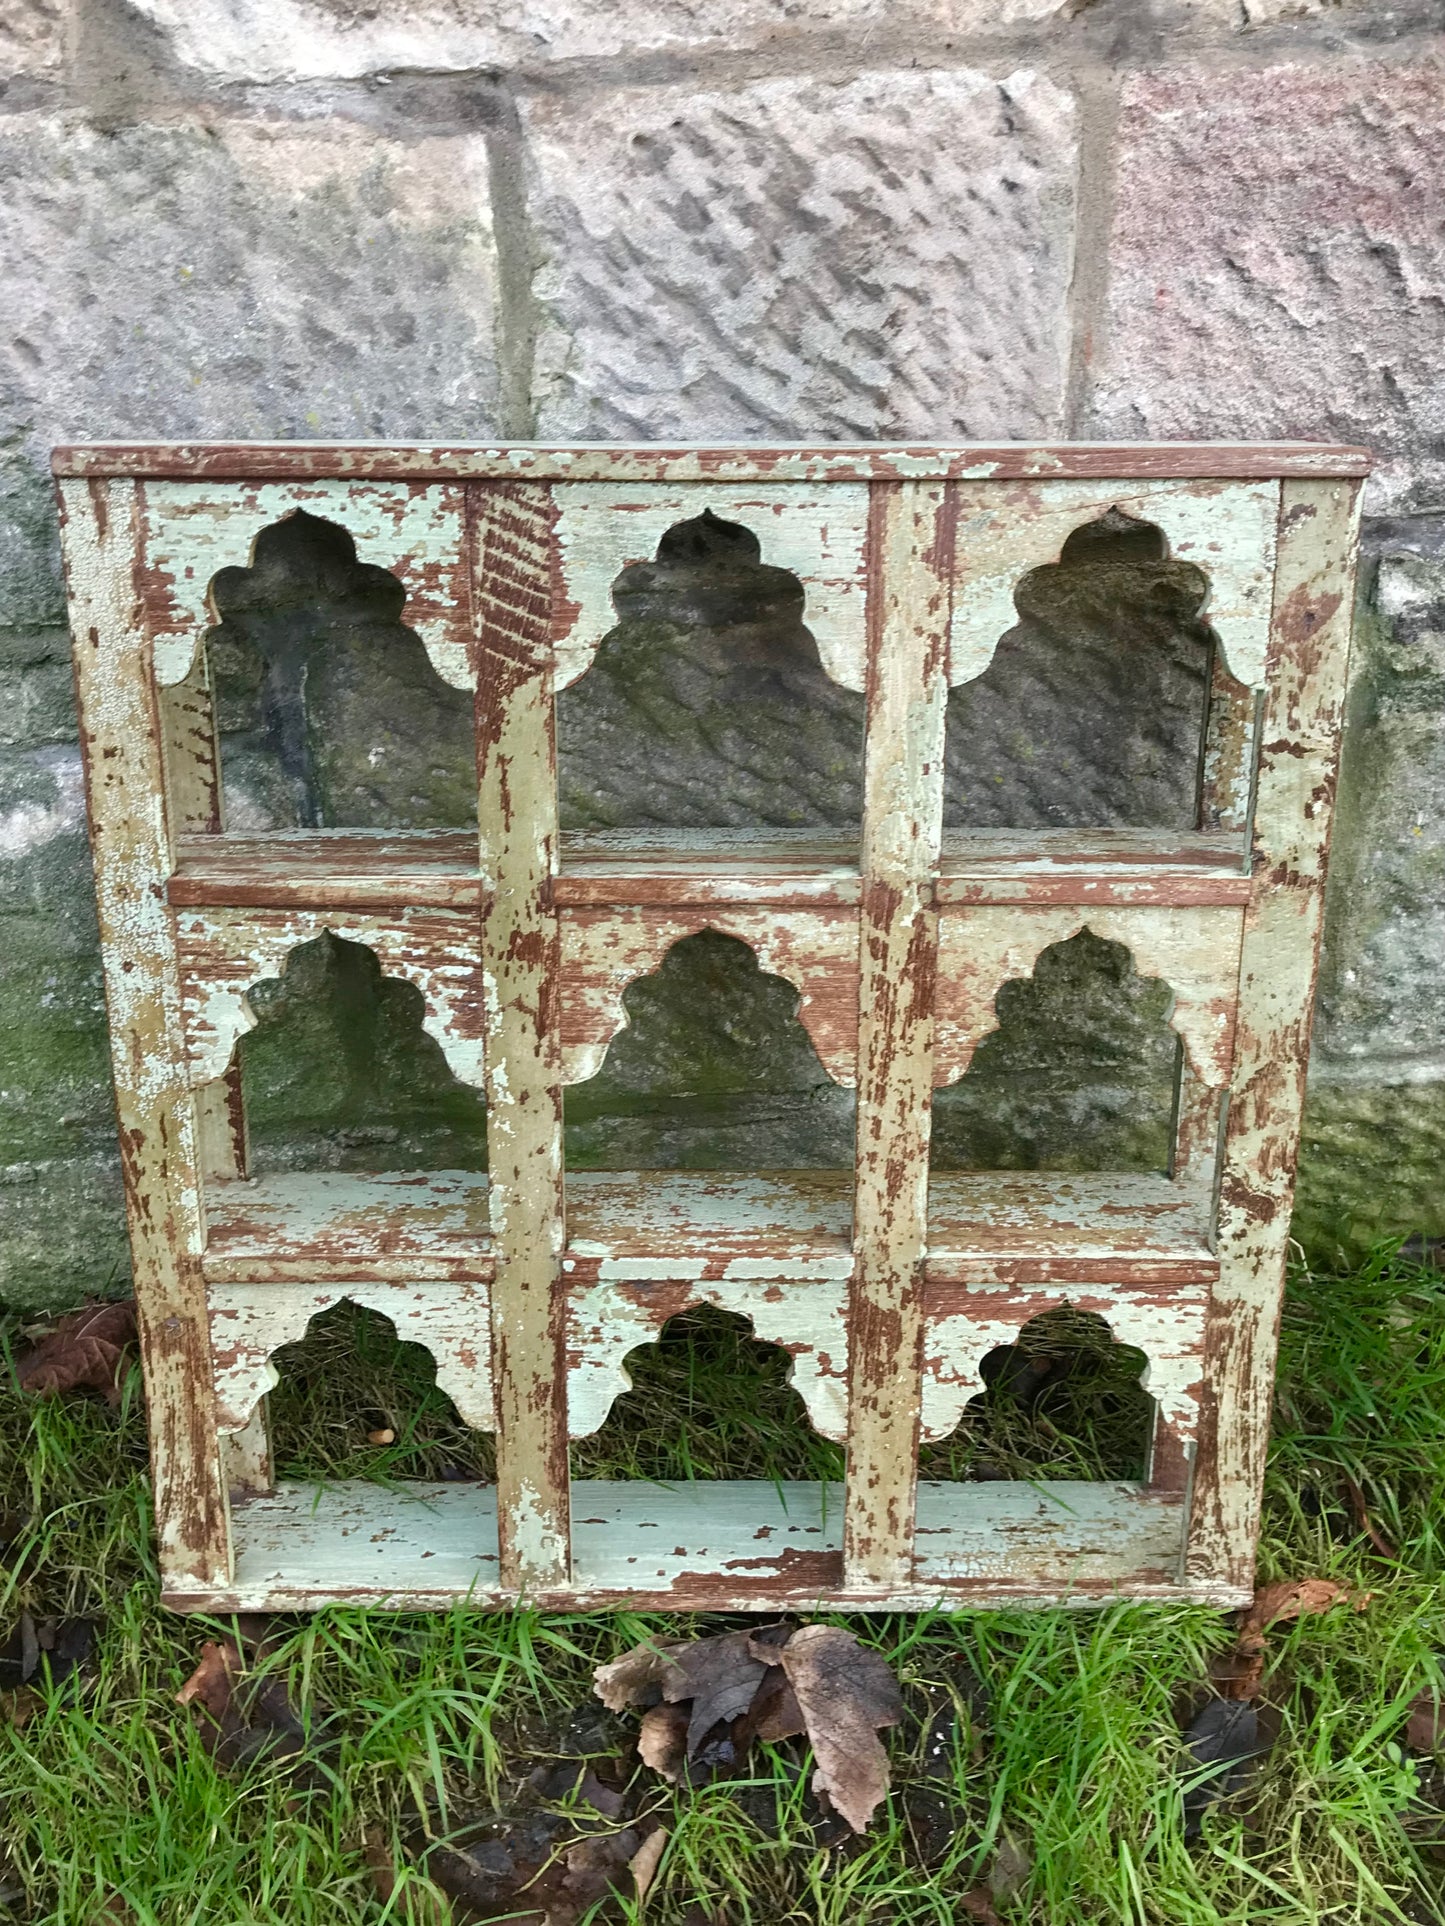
[3,0,1444,1304]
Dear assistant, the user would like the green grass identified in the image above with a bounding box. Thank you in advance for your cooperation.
[1,1243,1443,1923]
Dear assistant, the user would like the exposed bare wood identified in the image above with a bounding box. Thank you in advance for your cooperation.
[60,476,230,1591]
[926,1170,1215,1282]
[223,1402,274,1500]
[470,480,570,1592]
[1187,476,1364,1594]
[55,443,1373,484]
[550,480,871,691]
[846,478,953,1592]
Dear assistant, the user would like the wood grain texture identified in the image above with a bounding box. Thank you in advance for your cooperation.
[470,480,570,1591]
[845,479,953,1591]
[1186,476,1364,1593]
[55,443,1372,484]
[60,476,231,1591]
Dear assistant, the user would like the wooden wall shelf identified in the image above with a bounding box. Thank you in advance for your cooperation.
[55,440,1365,1612]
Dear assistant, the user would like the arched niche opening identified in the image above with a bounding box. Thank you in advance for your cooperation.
[266,1299,496,1485]
[235,930,486,1176]
[919,1306,1155,1484]
[206,509,477,831]
[564,928,854,1170]
[569,1304,844,1486]
[931,929,1180,1174]
[943,507,1218,830]
[556,509,865,831]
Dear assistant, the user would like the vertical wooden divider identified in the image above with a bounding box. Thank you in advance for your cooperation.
[1186,476,1363,1593]
[844,479,954,1591]
[61,477,231,1593]
[468,480,571,1594]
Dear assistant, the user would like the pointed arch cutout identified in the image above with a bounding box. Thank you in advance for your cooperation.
[949,477,1277,691]
[560,911,859,1089]
[568,1278,848,1442]
[209,1280,495,1437]
[139,478,474,689]
[176,910,486,1093]
[550,481,871,692]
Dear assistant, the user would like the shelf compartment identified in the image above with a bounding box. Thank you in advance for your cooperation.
[203,1170,493,1283]
[171,832,482,910]
[166,1476,1239,1612]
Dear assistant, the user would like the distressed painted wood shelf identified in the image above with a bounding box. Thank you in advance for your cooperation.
[55,439,1366,1614]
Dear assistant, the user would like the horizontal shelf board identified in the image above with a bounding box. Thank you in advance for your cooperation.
[938,829,1250,906]
[171,832,481,910]
[204,1170,494,1283]
[172,1478,1220,1612]
[55,440,1372,482]
[171,828,1252,912]
[203,1169,1212,1284]
[564,1171,855,1279]
[925,1171,1216,1282]
[913,1481,1185,1590]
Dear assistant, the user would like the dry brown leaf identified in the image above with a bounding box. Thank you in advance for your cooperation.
[1342,1476,1397,1559]
[1405,1688,1445,1755]
[638,1702,690,1782]
[594,1640,685,1713]
[629,1826,667,1902]
[778,1624,903,1834]
[959,1891,1005,1925]
[16,1303,136,1406]
[1238,1577,1349,1653]
[176,1638,243,1716]
[667,1631,770,1756]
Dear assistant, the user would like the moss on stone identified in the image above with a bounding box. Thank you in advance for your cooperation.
[1294,1077,1445,1262]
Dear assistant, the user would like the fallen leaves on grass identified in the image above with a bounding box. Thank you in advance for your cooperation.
[1341,1474,1398,1559]
[15,1303,136,1405]
[1179,1698,1262,1838]
[1219,1576,1354,1702]
[0,1614,94,1692]
[176,1634,324,1775]
[597,1620,903,1833]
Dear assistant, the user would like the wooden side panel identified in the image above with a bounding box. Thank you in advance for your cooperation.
[1187,477,1363,1592]
[845,479,953,1590]
[470,481,570,1592]
[139,478,473,689]
[208,1279,495,1433]
[59,476,231,1591]
[949,478,1279,691]
[559,904,859,1086]
[550,481,871,692]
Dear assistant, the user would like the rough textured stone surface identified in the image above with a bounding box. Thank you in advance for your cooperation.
[0,113,499,622]
[0,0,66,76]
[1296,1079,1445,1257]
[524,68,1078,441]
[1315,536,1445,1069]
[1089,61,1445,513]
[125,0,1070,80]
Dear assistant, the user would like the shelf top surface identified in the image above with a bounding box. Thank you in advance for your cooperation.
[53,439,1372,482]
[169,827,1250,911]
[203,1166,1214,1269]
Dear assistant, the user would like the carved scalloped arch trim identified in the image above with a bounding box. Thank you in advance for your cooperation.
[208,1280,495,1435]
[174,907,485,1091]
[138,478,474,690]
[949,477,1279,691]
